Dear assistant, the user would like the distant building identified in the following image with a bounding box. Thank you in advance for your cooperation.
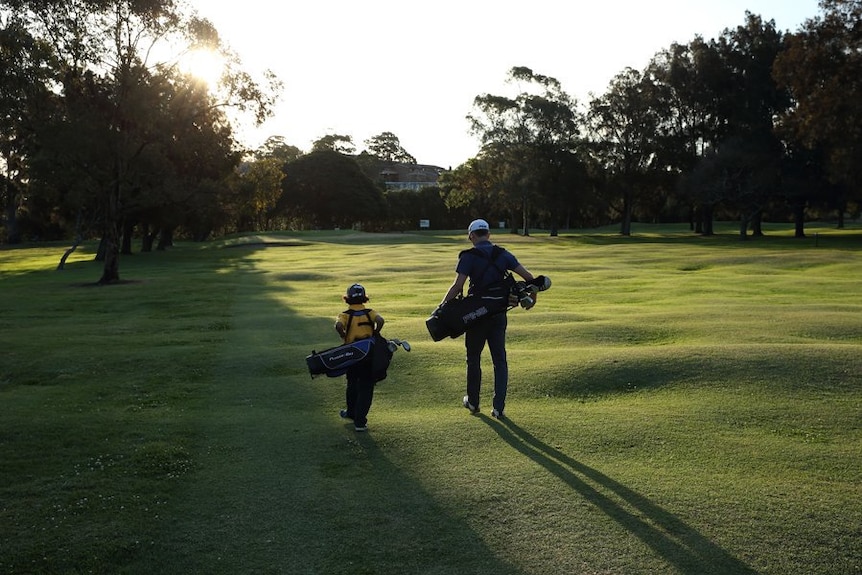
[379,162,446,191]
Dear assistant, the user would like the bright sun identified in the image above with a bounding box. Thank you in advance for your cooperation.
[180,48,225,87]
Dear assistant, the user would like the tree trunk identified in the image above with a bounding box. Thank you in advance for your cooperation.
[701,205,714,236]
[98,221,120,284]
[95,235,106,261]
[521,197,529,236]
[57,235,82,270]
[620,193,632,236]
[98,185,121,284]
[3,180,21,244]
[794,202,806,238]
[57,210,85,270]
[121,219,134,255]
[751,211,763,237]
[157,226,174,250]
[141,223,156,252]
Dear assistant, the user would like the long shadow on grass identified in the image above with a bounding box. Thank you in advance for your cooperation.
[483,416,757,575]
[344,432,524,575]
[145,247,522,574]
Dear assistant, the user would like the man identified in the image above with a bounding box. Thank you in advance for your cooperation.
[439,219,537,418]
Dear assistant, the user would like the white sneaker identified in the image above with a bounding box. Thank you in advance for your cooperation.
[491,408,504,419]
[462,396,479,414]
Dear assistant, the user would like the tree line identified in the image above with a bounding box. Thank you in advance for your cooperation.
[443,2,861,238]
[1,1,860,283]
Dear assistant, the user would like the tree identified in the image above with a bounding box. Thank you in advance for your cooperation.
[774,0,862,225]
[384,186,450,230]
[438,156,508,224]
[4,0,279,282]
[241,156,287,231]
[468,66,581,235]
[646,14,790,236]
[312,134,355,154]
[364,132,416,164]
[646,37,729,232]
[254,135,302,163]
[276,150,386,229]
[588,67,662,236]
[713,13,789,237]
[0,11,55,243]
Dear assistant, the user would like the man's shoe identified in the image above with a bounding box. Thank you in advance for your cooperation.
[463,396,479,414]
[354,424,368,432]
[491,408,504,419]
[340,409,353,420]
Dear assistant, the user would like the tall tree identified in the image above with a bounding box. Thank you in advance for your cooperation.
[4,0,279,281]
[311,133,355,154]
[364,131,416,164]
[276,150,385,229]
[774,0,862,225]
[588,67,662,236]
[0,11,55,243]
[713,13,789,237]
[646,37,729,233]
[468,66,581,235]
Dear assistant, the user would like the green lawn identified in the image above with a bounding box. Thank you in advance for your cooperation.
[1,223,860,574]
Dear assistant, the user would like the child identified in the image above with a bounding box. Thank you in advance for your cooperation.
[335,283,384,432]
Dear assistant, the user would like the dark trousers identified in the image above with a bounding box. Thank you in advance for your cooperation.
[465,312,508,412]
[345,360,375,426]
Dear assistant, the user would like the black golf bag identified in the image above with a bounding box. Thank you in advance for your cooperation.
[426,274,551,341]
[425,278,512,341]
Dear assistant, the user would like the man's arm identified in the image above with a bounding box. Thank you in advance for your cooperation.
[440,272,468,306]
[513,264,539,304]
[513,264,534,282]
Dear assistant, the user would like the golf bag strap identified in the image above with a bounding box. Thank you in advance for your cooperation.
[461,246,510,294]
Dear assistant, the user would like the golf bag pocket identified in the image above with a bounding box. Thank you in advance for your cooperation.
[306,338,374,378]
[371,333,393,382]
[426,291,509,341]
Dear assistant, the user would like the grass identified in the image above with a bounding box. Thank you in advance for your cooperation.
[1,222,860,574]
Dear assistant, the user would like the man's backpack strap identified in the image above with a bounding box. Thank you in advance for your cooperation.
[460,246,510,293]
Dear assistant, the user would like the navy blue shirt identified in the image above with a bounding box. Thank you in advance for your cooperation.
[456,240,520,295]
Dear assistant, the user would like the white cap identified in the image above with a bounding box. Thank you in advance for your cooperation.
[468,219,490,234]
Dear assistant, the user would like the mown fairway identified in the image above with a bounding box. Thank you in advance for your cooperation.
[1,224,860,575]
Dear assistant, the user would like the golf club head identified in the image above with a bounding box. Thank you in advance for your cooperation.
[533,275,551,291]
[386,338,411,352]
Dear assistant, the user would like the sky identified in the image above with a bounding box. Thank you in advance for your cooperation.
[189,0,823,169]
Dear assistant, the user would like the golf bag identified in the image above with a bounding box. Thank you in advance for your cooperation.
[426,275,551,341]
[307,305,389,380]
[306,338,374,378]
[306,333,408,381]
